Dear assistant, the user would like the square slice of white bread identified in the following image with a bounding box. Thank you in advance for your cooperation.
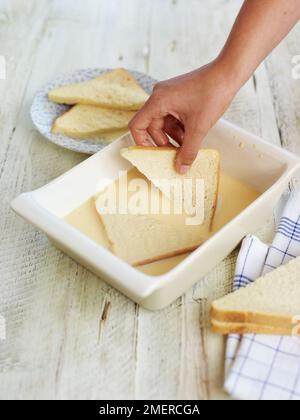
[95,169,212,266]
[211,257,300,332]
[121,147,220,229]
[52,105,136,139]
[211,319,291,336]
[48,68,149,111]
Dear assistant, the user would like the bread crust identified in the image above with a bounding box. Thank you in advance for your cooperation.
[125,146,176,151]
[125,146,220,155]
[132,244,201,267]
[211,319,292,336]
[52,105,133,138]
[48,68,149,111]
[49,94,145,111]
[53,122,129,138]
[211,304,293,330]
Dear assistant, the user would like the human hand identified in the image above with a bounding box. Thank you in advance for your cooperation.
[129,60,237,174]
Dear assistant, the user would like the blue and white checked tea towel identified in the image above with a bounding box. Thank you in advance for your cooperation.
[224,190,300,400]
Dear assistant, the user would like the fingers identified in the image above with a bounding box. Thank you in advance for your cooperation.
[163,115,185,145]
[129,99,182,147]
[175,123,206,174]
[129,86,206,174]
[147,118,170,146]
[129,101,155,146]
[129,92,169,146]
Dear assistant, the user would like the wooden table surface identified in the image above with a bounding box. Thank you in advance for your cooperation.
[0,0,299,400]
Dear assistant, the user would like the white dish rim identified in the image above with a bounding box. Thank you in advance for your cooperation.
[11,119,300,303]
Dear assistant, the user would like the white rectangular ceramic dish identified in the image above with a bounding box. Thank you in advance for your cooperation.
[11,120,300,310]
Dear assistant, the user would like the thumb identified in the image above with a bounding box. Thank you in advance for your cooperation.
[175,123,205,174]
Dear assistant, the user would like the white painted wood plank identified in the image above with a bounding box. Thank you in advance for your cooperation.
[265,23,300,188]
[0,0,150,400]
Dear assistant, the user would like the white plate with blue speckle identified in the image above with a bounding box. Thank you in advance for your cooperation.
[31,68,157,155]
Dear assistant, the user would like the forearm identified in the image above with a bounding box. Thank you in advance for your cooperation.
[129,0,300,170]
[217,0,300,92]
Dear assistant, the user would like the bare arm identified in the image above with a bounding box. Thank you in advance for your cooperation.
[129,0,300,173]
[219,0,300,88]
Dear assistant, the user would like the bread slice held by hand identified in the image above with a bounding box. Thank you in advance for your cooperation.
[48,68,149,110]
[121,147,220,229]
[52,105,135,139]
[95,169,212,267]
[211,257,300,335]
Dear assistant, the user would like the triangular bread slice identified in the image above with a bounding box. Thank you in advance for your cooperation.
[211,257,300,332]
[95,169,211,266]
[48,68,149,110]
[211,319,291,336]
[121,147,220,228]
[52,105,135,139]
